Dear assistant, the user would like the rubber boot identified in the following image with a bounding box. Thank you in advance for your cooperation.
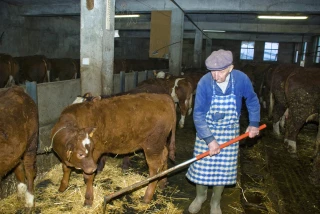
[188,184,208,213]
[210,185,224,214]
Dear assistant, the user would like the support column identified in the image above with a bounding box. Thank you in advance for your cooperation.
[193,29,203,68]
[205,38,212,59]
[80,0,115,96]
[169,9,184,76]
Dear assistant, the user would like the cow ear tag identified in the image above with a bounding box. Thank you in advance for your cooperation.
[67,150,72,161]
[89,132,94,138]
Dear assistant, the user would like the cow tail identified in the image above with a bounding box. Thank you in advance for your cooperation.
[42,59,49,82]
[168,107,176,162]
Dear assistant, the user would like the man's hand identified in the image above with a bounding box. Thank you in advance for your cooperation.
[246,126,259,138]
[208,140,220,156]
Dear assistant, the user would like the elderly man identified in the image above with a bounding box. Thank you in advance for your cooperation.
[186,49,260,214]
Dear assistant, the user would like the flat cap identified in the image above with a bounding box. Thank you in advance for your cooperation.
[205,49,233,71]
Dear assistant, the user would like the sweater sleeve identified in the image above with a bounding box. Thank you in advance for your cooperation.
[193,74,216,144]
[242,74,260,127]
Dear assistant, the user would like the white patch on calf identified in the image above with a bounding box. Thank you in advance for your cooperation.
[171,78,184,103]
[284,139,297,153]
[72,97,85,104]
[82,134,91,154]
[25,191,34,208]
[156,71,165,78]
[17,183,27,198]
[273,121,281,136]
[179,115,185,129]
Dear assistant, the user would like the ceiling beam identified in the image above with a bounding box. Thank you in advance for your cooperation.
[115,0,320,13]
[118,30,312,43]
[18,0,320,16]
[115,20,320,35]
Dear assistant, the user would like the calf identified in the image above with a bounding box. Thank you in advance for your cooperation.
[51,93,176,206]
[148,72,195,128]
[0,54,19,88]
[49,58,78,81]
[0,86,38,213]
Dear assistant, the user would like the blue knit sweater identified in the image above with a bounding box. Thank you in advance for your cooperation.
[193,69,260,144]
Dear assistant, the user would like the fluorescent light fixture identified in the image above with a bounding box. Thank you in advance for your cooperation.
[203,30,226,33]
[115,14,140,18]
[258,15,308,20]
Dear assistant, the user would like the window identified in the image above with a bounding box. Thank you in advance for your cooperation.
[240,41,255,60]
[315,37,320,63]
[263,42,279,61]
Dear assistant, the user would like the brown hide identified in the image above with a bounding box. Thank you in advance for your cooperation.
[15,55,51,83]
[0,54,19,87]
[113,59,169,74]
[284,67,320,152]
[284,67,320,184]
[49,58,78,81]
[269,64,299,126]
[138,77,194,128]
[0,86,38,210]
[51,93,176,206]
[259,64,278,109]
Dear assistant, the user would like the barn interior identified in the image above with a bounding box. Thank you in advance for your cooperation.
[0,0,320,213]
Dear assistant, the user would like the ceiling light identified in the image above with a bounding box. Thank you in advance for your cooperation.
[258,15,308,20]
[115,14,140,18]
[203,30,226,33]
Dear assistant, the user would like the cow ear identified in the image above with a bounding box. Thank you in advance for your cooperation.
[86,127,96,138]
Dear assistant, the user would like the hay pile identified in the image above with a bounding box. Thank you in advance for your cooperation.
[0,156,184,213]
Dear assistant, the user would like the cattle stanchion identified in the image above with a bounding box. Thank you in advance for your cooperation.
[102,124,267,213]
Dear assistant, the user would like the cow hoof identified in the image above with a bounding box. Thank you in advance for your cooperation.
[58,186,68,192]
[84,200,93,207]
[24,207,33,214]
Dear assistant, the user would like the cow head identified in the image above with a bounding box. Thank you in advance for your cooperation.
[52,126,97,174]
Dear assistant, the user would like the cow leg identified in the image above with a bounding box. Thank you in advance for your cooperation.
[22,135,37,211]
[314,117,320,158]
[96,155,107,174]
[178,100,187,129]
[143,147,168,203]
[272,102,287,136]
[284,108,306,154]
[58,164,71,192]
[122,155,131,170]
[187,95,193,115]
[83,173,95,206]
[14,163,26,201]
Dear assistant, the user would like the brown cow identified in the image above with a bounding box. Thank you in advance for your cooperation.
[15,55,51,83]
[0,54,19,88]
[0,86,38,212]
[284,67,320,184]
[284,67,320,154]
[49,58,78,81]
[51,93,176,206]
[268,63,300,135]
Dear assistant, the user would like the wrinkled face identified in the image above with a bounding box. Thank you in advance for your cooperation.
[64,128,97,174]
[211,65,233,83]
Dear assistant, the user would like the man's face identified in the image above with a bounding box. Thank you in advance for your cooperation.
[211,65,234,83]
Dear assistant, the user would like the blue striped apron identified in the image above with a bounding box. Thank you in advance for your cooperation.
[186,73,239,186]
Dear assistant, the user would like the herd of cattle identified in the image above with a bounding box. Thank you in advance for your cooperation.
[0,60,319,212]
[0,54,80,87]
[0,53,170,88]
